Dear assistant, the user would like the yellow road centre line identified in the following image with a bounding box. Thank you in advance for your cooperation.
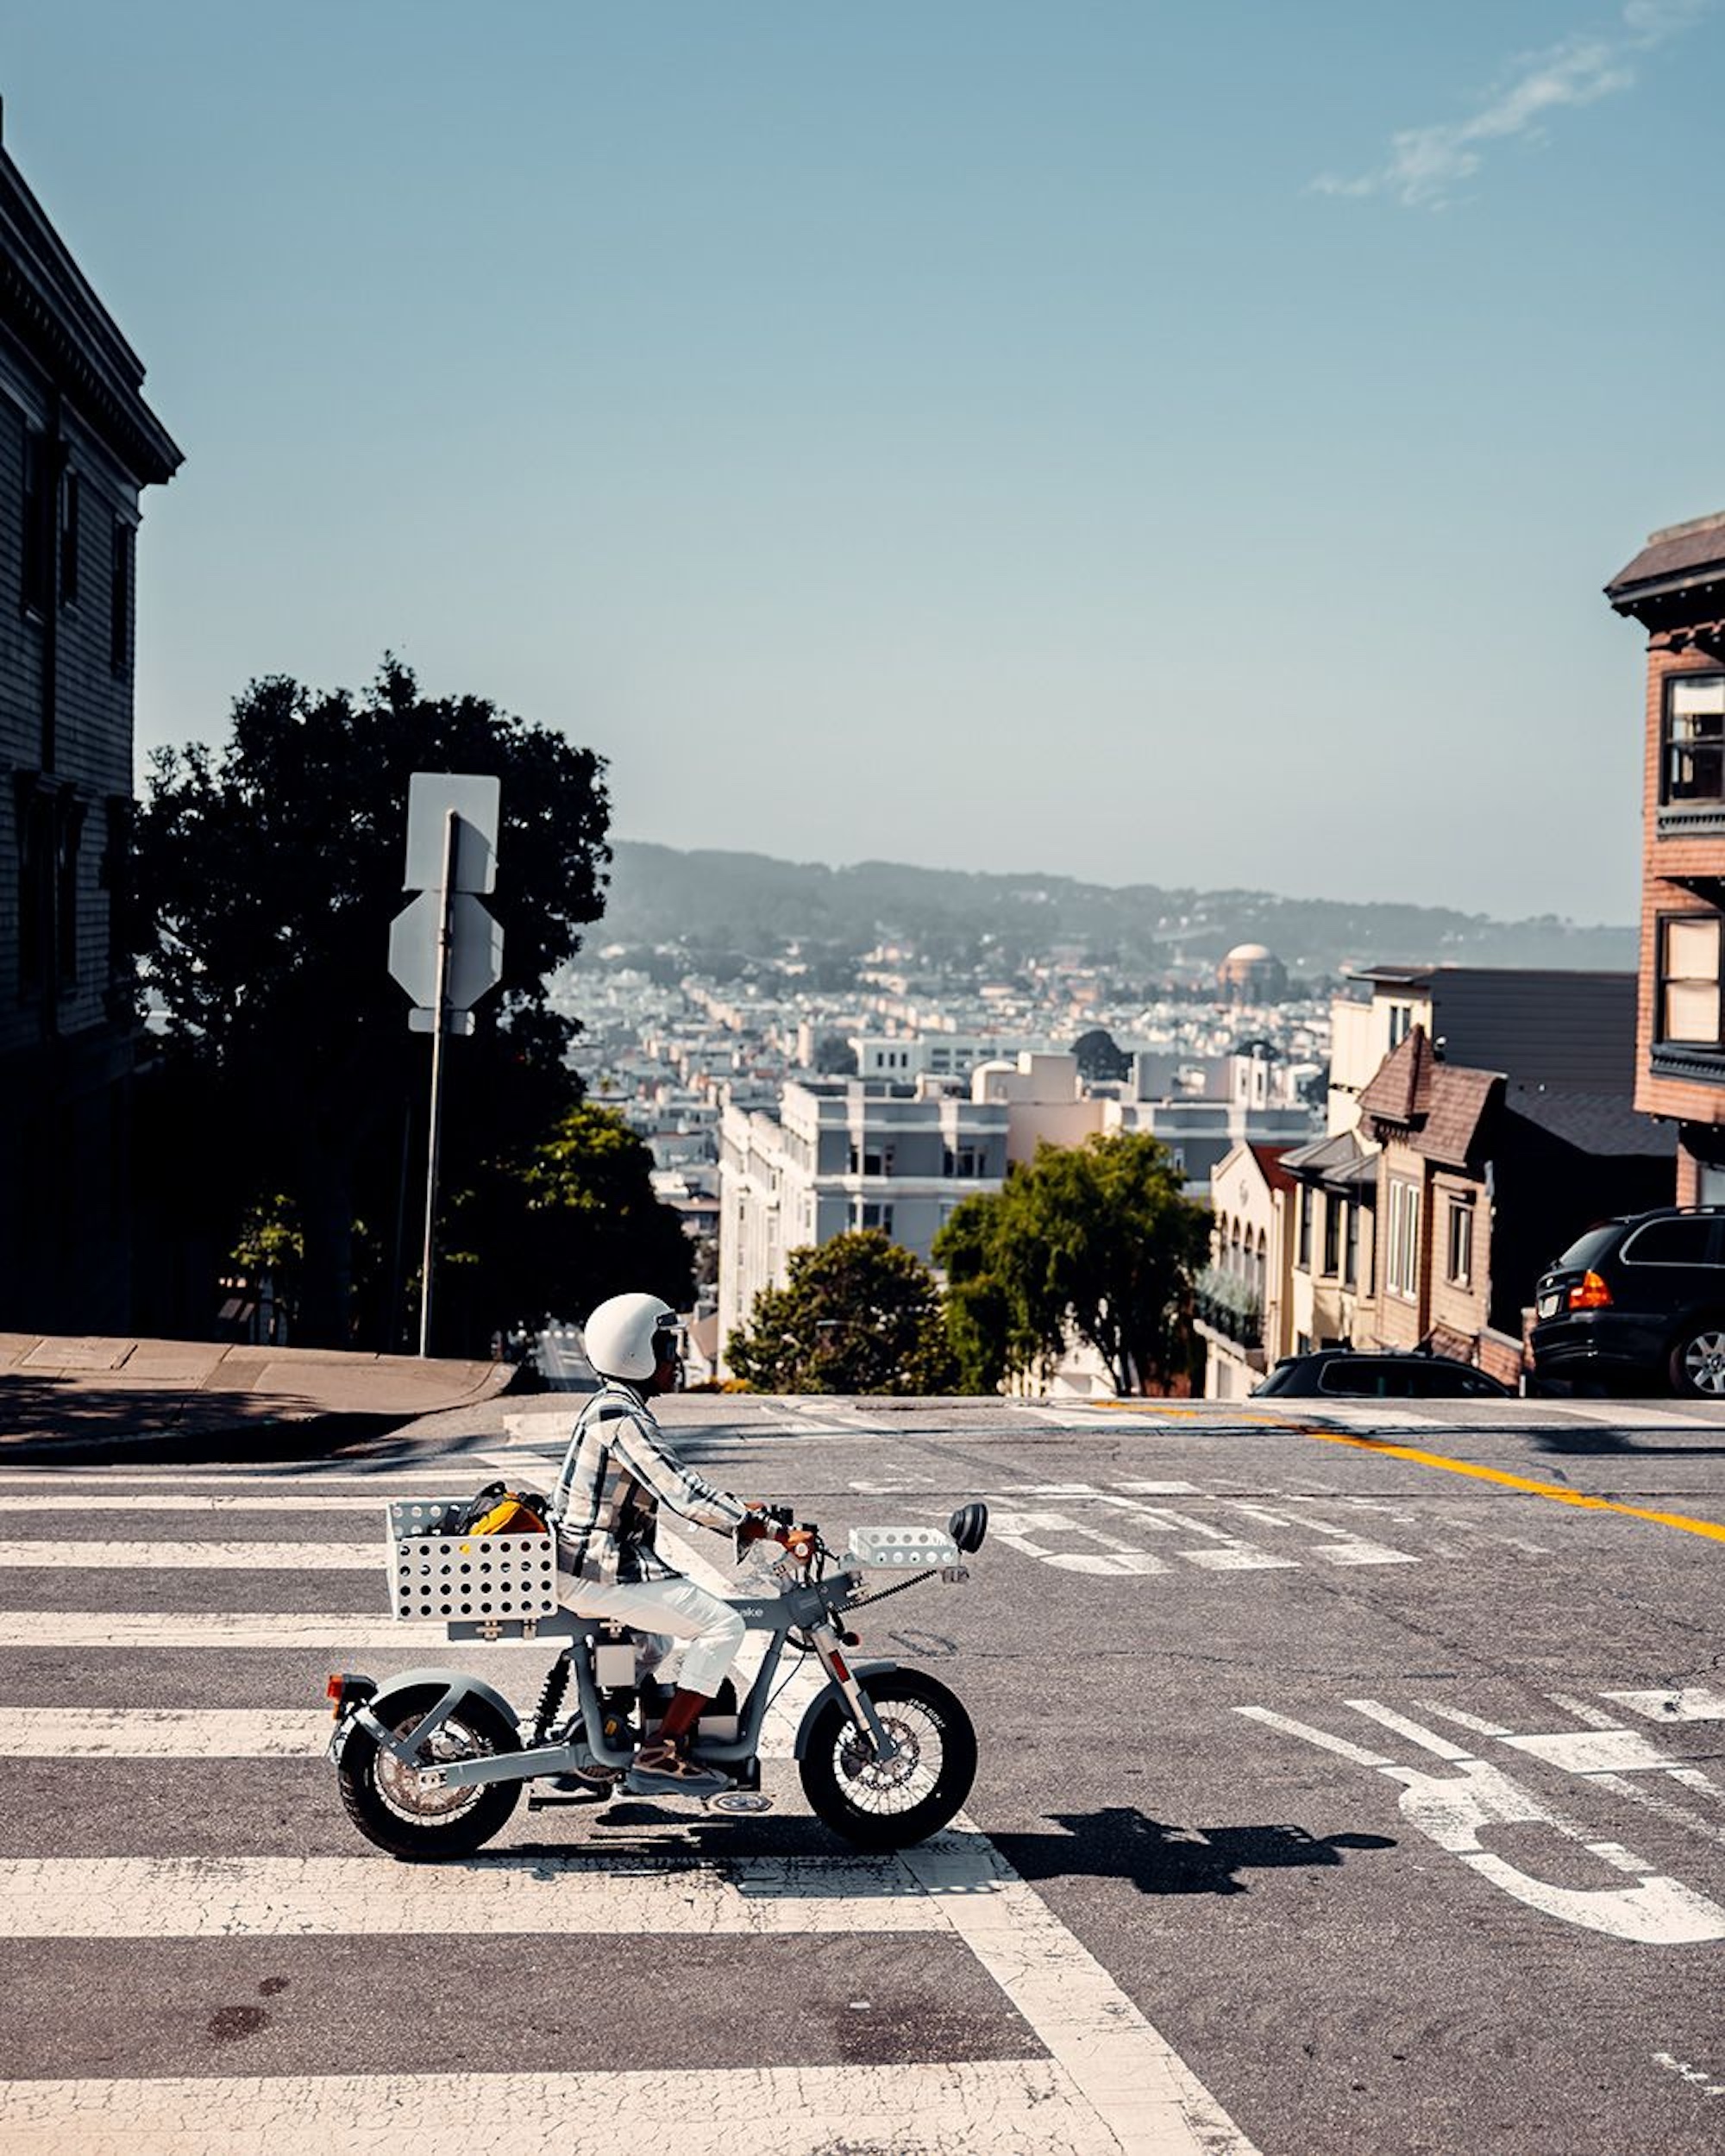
[1293,1426,1725,1546]
[1093,1403,1287,1425]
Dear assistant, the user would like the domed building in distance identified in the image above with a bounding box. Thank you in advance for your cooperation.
[1217,942,1288,1003]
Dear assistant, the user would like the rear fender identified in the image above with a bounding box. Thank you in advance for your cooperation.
[330,1667,521,1767]
[792,1659,899,1760]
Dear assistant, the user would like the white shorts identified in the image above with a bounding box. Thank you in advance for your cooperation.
[557,1570,747,1698]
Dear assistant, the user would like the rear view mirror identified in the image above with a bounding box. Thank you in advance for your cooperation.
[947,1501,988,1554]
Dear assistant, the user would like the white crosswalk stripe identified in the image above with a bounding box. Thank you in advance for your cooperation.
[0,1539,380,1567]
[0,1449,1262,2156]
[0,2059,1095,2156]
[0,1851,955,1937]
[0,1708,329,1757]
[0,1613,471,1646]
[0,1463,1591,1589]
[0,1493,382,1512]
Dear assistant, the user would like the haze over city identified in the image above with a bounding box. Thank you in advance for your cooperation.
[9,1,1725,922]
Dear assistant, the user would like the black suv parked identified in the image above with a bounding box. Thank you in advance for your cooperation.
[1252,1351,1512,1400]
[1530,1207,1725,1397]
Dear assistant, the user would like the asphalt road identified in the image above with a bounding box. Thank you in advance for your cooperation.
[1,1390,1723,2153]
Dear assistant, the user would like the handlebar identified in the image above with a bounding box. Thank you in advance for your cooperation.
[735,1502,824,1573]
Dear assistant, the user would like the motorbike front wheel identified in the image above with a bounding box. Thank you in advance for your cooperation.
[798,1669,976,1851]
[337,1683,521,1861]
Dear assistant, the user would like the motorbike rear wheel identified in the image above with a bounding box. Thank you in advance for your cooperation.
[799,1669,976,1851]
[337,1683,522,1861]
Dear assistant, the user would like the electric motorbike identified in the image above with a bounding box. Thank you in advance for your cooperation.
[325,1501,988,1860]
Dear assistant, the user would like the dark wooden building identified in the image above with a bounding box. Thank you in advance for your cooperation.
[1355,1025,1675,1382]
[0,122,181,1331]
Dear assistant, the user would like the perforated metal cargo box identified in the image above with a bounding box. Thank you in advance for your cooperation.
[846,1524,962,1570]
[386,1499,560,1623]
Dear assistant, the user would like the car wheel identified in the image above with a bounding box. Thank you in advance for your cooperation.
[1667,1323,1725,1400]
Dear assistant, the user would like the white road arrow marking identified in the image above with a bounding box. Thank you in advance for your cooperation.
[1237,1702,1725,1945]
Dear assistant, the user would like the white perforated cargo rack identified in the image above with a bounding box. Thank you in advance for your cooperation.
[846,1524,961,1570]
[386,1499,560,1624]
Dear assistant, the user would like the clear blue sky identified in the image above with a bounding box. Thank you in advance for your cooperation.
[9,2,1722,922]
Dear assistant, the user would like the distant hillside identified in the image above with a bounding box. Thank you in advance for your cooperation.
[591,842,1634,981]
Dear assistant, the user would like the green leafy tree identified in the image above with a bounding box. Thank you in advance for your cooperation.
[932,1195,1023,1395]
[812,1032,858,1075]
[135,657,612,1350]
[443,1101,693,1331]
[1070,1026,1132,1083]
[934,1132,1208,1395]
[728,1231,957,1394]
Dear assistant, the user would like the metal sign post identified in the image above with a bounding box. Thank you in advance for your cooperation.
[417,807,457,1360]
[388,774,505,1357]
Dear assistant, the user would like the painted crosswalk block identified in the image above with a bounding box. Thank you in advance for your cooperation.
[0,1457,1261,2156]
[872,1475,1552,1583]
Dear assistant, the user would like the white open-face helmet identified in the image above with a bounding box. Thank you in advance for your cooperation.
[583,1293,683,1383]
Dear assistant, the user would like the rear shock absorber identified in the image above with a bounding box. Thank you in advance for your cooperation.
[531,1654,571,1744]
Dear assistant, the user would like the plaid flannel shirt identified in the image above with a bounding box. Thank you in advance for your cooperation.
[551,1381,750,1586]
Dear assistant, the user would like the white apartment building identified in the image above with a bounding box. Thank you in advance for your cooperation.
[850,1034,1049,1084]
[717,1079,1009,1371]
[1103,1094,1314,1201]
[967,1048,1316,1193]
[971,1051,1106,1162]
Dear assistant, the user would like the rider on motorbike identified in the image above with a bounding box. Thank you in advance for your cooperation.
[550,1292,810,1786]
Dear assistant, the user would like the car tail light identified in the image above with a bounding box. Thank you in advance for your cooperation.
[1568,1270,1614,1311]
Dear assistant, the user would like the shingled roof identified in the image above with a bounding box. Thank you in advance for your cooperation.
[1607,511,1725,617]
[1412,1067,1502,1169]
[1356,1026,1503,1167]
[1504,1084,1678,1160]
[1356,1025,1436,1126]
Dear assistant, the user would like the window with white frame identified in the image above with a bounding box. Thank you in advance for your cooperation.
[1446,1200,1474,1288]
[1385,1177,1420,1300]
[1659,914,1722,1046]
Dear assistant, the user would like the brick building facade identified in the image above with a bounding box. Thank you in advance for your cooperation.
[1605,513,1725,1200]
[1603,516,1725,1196]
[0,127,180,1328]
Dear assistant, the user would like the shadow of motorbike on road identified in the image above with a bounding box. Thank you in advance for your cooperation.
[988,1808,1396,1896]
[486,1804,1394,1903]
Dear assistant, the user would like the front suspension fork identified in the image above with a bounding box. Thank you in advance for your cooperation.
[812,1626,899,1764]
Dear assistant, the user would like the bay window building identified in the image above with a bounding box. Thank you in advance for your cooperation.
[1607,513,1725,1197]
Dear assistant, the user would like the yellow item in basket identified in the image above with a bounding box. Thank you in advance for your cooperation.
[465,1495,549,1538]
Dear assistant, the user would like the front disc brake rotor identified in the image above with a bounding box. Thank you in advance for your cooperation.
[840,1713,922,1791]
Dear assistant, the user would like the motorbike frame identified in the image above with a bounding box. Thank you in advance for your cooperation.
[331,1558,922,1795]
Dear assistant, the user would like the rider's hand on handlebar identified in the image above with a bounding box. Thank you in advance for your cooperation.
[737,1503,811,1561]
[737,1501,773,1547]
